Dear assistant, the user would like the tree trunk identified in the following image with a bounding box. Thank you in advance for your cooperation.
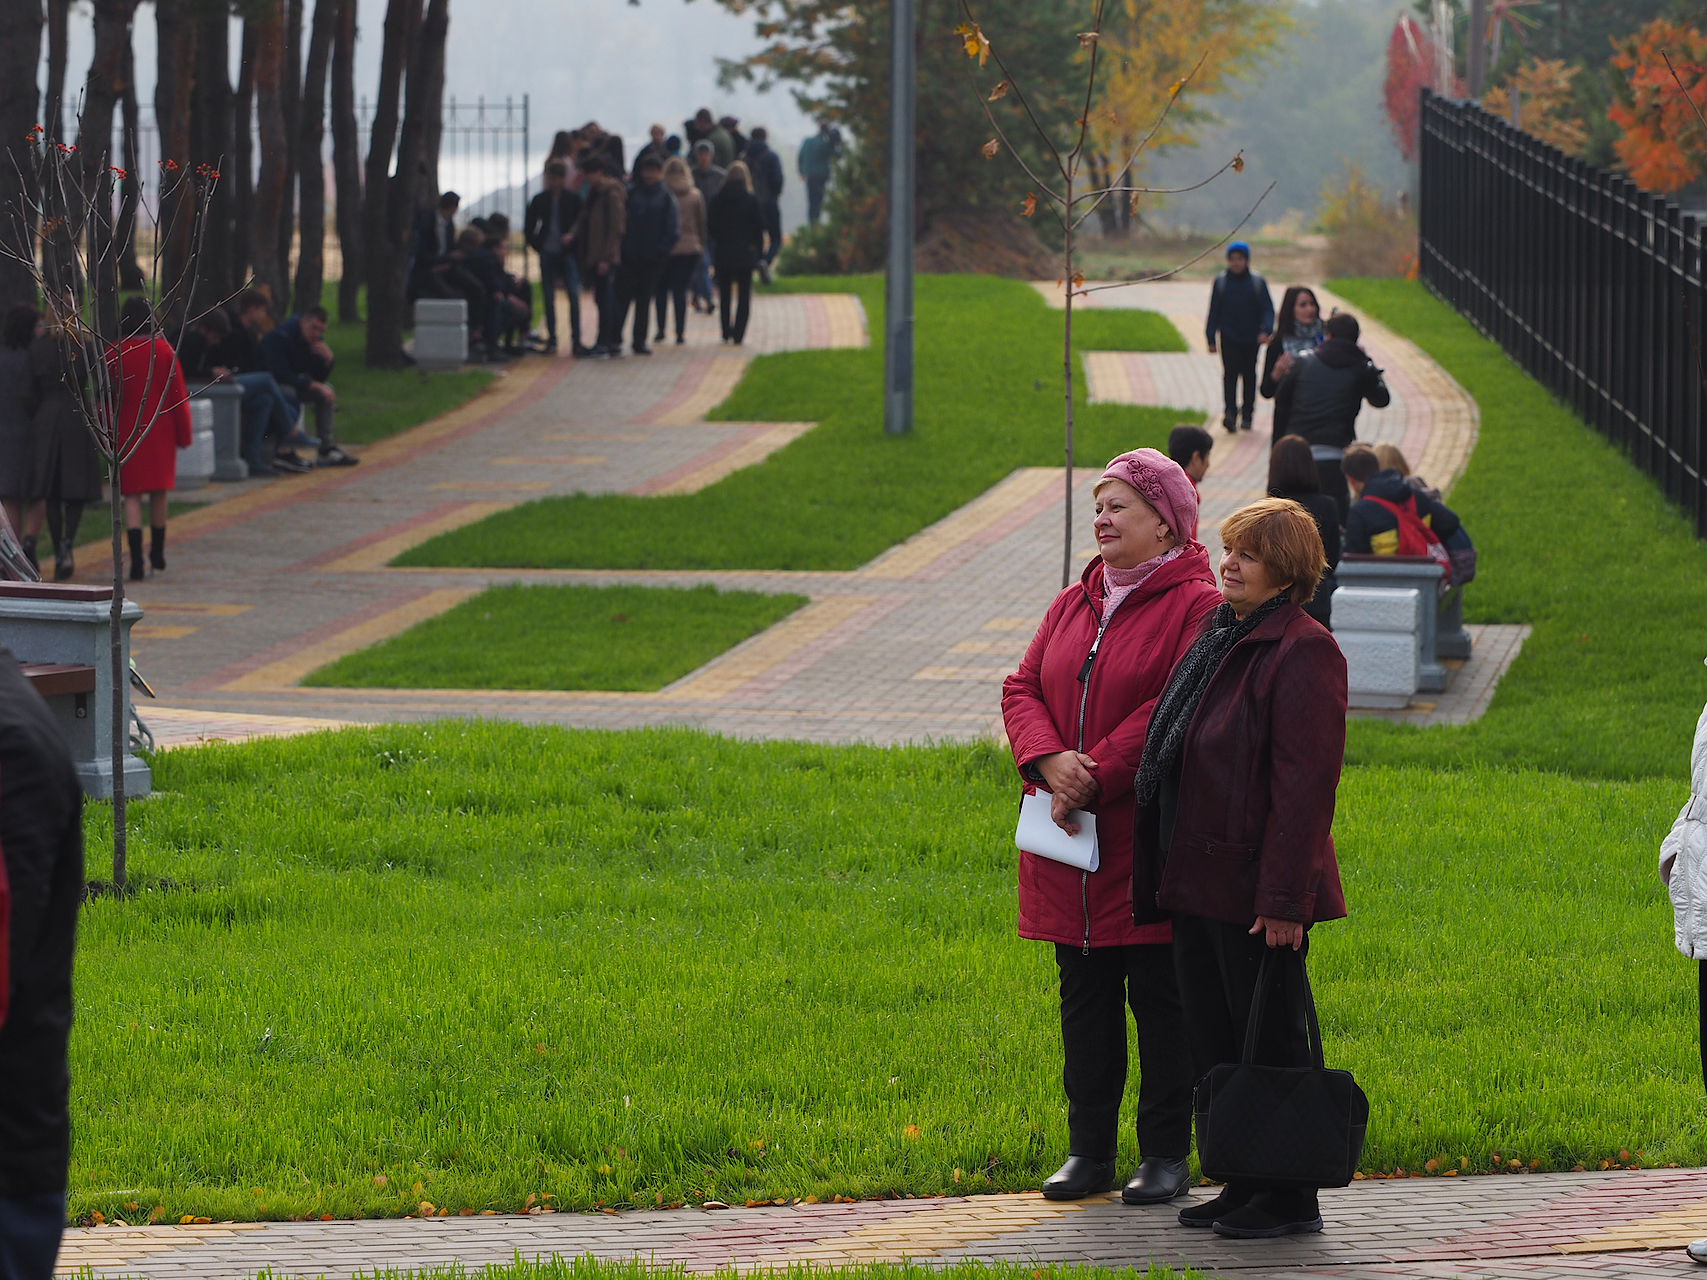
[362,0,423,367]
[232,21,257,296]
[76,0,138,340]
[292,0,335,314]
[249,0,290,306]
[115,40,145,293]
[277,0,303,288]
[375,0,448,359]
[411,0,449,219]
[0,0,43,311]
[329,0,363,321]
[155,0,198,324]
[190,11,235,297]
[45,0,67,142]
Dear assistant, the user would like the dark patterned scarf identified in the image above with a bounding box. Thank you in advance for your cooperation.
[1133,593,1291,806]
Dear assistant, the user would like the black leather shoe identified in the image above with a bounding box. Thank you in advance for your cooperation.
[1177,1185,1253,1227]
[1211,1190,1323,1239]
[1040,1155,1115,1201]
[1120,1156,1189,1204]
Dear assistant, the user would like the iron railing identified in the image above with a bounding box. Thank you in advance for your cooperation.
[1418,89,1707,536]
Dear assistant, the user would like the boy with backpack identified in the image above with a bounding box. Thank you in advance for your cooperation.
[1341,444,1467,587]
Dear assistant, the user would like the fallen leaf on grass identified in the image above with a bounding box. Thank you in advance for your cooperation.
[903,1124,921,1139]
[702,1200,731,1210]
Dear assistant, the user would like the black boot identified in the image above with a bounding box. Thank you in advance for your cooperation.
[1211,1188,1323,1238]
[19,534,37,572]
[1121,1155,1190,1204]
[150,525,167,571]
[1040,1155,1115,1201]
[53,540,74,582]
[127,527,145,581]
[1178,1183,1255,1227]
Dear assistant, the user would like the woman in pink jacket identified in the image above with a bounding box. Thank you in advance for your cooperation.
[1001,448,1221,1206]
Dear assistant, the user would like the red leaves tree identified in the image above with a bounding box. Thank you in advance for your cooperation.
[1609,18,1707,195]
[1384,15,1449,163]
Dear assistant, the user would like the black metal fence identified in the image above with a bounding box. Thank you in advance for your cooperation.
[1418,89,1707,537]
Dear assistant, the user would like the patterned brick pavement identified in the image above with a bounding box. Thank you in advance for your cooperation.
[130,282,1516,750]
[56,1169,1707,1278]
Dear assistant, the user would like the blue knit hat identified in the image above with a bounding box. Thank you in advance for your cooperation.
[1227,241,1251,258]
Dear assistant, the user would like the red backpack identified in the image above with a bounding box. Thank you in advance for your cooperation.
[1364,493,1453,588]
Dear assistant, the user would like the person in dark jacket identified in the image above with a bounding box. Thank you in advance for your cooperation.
[1268,434,1341,628]
[1003,449,1221,1208]
[1204,242,1273,433]
[707,162,765,345]
[0,651,84,1280]
[1166,423,1213,489]
[575,154,627,357]
[526,161,587,355]
[615,155,679,357]
[29,311,105,578]
[1133,496,1347,1241]
[689,142,726,314]
[261,307,357,466]
[743,126,786,282]
[1340,444,1463,556]
[177,305,304,477]
[0,306,39,557]
[1272,312,1389,519]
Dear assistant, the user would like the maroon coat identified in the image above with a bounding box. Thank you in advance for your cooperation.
[109,336,192,496]
[1003,549,1221,948]
[1133,601,1349,928]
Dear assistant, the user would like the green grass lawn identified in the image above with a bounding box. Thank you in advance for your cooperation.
[1333,279,1707,781]
[70,723,1698,1226]
[396,275,1189,572]
[60,276,1707,1226]
[323,307,496,447]
[302,584,808,691]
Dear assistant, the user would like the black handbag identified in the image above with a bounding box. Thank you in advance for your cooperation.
[1193,948,1369,1188]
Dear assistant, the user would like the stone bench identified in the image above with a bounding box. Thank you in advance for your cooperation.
[189,381,249,481]
[1338,555,1472,693]
[411,298,468,368]
[1334,585,1424,709]
[0,581,149,799]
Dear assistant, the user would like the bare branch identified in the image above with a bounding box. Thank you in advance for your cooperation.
[1067,0,1109,169]
[1074,181,1278,296]
[1661,50,1707,135]
[966,63,1068,204]
[1075,49,1212,233]
[959,0,1070,181]
[1071,150,1250,232]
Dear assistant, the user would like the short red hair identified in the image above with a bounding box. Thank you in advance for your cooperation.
[1219,497,1327,605]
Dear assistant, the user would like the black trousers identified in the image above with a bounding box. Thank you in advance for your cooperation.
[1173,913,1318,1206]
[538,252,581,347]
[1316,458,1351,524]
[616,259,665,351]
[717,264,753,343]
[1220,340,1260,423]
[653,253,699,341]
[589,267,621,350]
[1699,959,1706,1092]
[1053,942,1195,1161]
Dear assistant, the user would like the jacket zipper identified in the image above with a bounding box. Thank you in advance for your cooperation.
[1075,615,1109,955]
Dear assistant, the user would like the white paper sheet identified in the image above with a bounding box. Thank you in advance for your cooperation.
[1016,789,1100,871]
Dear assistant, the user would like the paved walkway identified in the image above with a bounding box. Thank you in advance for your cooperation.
[58,1169,1707,1278]
[122,281,1516,749]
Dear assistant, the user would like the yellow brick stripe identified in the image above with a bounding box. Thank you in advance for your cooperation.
[860,468,1058,581]
[659,595,881,700]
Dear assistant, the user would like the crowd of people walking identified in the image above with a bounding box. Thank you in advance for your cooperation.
[414,111,842,361]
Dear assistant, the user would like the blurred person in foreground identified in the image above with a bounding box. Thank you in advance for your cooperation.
[1662,665,1707,1265]
[1267,434,1340,629]
[1134,496,1348,1239]
[1002,448,1220,1206]
[0,649,84,1280]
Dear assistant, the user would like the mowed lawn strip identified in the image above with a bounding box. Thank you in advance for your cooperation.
[1333,278,1707,781]
[301,583,808,691]
[70,723,1700,1225]
[396,275,1189,572]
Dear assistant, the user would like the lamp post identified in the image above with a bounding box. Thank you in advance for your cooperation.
[883,0,915,435]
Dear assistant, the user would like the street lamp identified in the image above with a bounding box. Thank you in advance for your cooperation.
[883,0,915,436]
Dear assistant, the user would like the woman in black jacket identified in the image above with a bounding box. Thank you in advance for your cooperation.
[707,162,764,345]
[1267,434,1340,629]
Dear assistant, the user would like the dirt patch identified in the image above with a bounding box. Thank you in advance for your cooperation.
[914,209,1058,278]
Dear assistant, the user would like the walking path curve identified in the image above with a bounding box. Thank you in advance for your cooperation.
[132,280,1518,750]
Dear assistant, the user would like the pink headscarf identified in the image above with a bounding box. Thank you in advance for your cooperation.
[1096,447,1201,543]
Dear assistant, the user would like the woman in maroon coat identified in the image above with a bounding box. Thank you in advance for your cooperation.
[1133,496,1347,1240]
[1002,448,1221,1206]
[109,298,192,581]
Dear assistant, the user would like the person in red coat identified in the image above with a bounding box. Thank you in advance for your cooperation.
[1001,448,1221,1206]
[109,298,192,582]
[1132,496,1348,1240]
